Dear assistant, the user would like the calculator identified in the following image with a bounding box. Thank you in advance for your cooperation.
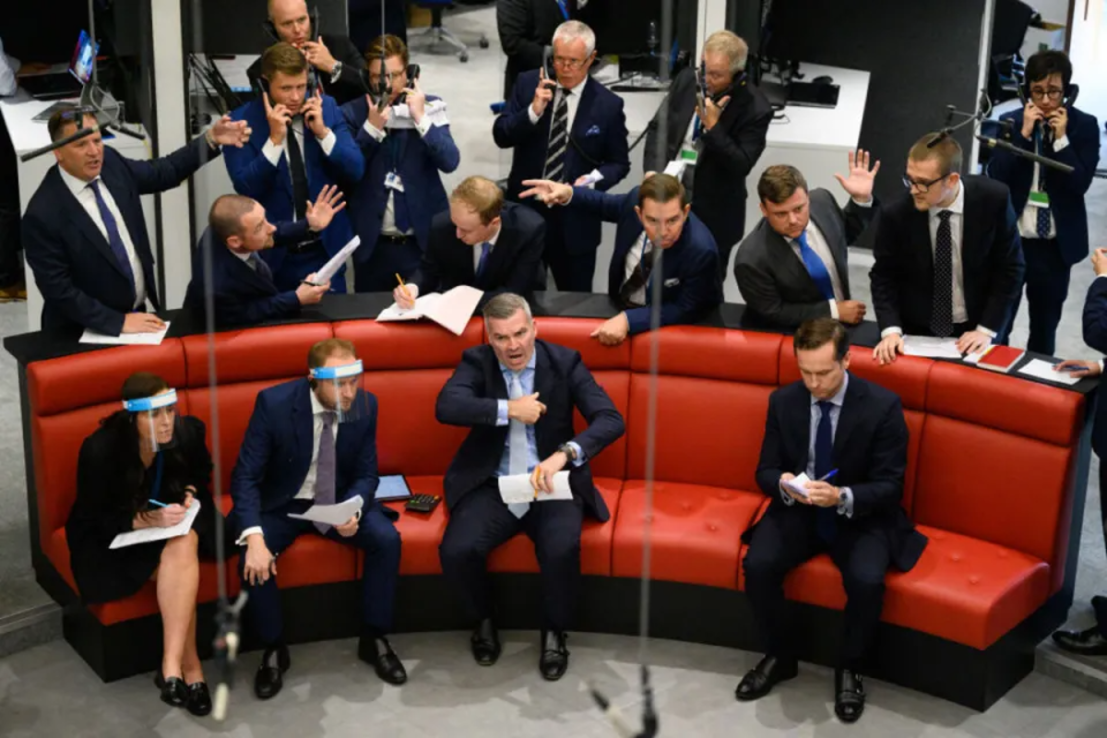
[405,494,441,514]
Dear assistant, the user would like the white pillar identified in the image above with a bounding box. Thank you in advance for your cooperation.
[696,0,729,58]
[150,0,192,309]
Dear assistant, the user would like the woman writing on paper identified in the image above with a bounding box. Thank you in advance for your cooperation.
[65,372,226,716]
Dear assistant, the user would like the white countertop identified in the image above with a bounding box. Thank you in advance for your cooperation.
[0,88,149,156]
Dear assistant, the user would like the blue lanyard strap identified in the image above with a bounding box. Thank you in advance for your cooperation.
[556,0,570,21]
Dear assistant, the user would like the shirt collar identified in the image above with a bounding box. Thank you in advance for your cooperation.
[231,249,253,263]
[499,349,537,377]
[309,386,329,416]
[58,165,98,198]
[486,223,502,248]
[929,179,964,218]
[810,371,850,408]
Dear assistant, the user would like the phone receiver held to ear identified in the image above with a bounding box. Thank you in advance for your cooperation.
[541,46,557,90]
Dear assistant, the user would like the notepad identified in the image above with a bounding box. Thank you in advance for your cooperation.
[311,236,361,285]
[783,473,811,500]
[498,471,572,504]
[81,322,170,346]
[1017,358,1082,386]
[287,495,364,526]
[110,498,200,549]
[377,285,483,336]
[901,335,962,359]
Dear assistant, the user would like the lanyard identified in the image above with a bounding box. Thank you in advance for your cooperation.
[150,452,165,502]
[556,0,570,21]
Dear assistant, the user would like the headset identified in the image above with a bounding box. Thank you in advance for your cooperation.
[262,5,323,93]
[697,62,746,107]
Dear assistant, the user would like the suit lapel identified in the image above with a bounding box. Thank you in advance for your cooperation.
[769,227,815,290]
[570,79,596,142]
[960,179,984,271]
[832,377,866,463]
[57,169,132,281]
[292,381,314,468]
[532,342,555,453]
[807,200,851,295]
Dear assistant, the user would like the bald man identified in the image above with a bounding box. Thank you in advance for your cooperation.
[248,0,368,106]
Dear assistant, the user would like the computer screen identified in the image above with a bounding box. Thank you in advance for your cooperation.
[69,30,100,86]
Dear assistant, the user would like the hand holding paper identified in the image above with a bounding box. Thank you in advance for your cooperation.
[498,471,572,504]
[288,495,364,526]
[308,236,361,286]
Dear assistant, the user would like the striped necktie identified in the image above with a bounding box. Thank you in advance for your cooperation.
[543,91,570,182]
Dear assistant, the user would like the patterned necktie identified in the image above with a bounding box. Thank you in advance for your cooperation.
[543,91,570,182]
[1035,137,1052,239]
[249,253,274,283]
[507,373,530,518]
[285,121,309,221]
[476,241,493,279]
[931,210,955,338]
[796,230,835,301]
[312,411,337,533]
[619,235,654,308]
[88,180,135,297]
[814,400,837,544]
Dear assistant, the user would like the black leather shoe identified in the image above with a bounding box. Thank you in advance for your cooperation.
[154,672,188,708]
[539,630,569,681]
[734,655,798,701]
[358,635,407,685]
[1053,626,1107,655]
[835,669,866,723]
[470,618,502,667]
[186,682,212,717]
[254,644,290,700]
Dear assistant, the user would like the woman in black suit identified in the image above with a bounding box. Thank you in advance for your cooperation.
[66,372,225,716]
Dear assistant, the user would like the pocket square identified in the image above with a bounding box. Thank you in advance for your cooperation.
[663,278,681,287]
[585,125,602,136]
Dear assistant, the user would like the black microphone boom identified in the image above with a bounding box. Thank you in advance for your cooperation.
[975,134,1074,174]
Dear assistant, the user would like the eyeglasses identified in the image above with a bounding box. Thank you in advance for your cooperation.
[552,56,589,70]
[902,173,949,194]
[1029,88,1064,101]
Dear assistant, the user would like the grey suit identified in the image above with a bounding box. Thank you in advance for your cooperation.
[733,188,873,329]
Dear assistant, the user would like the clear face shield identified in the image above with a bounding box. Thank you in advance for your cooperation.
[124,388,182,453]
[309,360,367,424]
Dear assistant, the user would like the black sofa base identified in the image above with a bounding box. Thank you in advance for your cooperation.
[51,571,1067,711]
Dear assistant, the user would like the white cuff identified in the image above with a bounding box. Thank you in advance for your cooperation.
[881,326,903,338]
[851,197,874,208]
[528,104,542,125]
[414,116,432,137]
[1100,359,1105,374]
[579,169,604,189]
[236,526,263,546]
[262,139,284,167]
[318,129,336,156]
[829,300,839,320]
[975,325,997,339]
[1053,135,1070,152]
[363,119,387,142]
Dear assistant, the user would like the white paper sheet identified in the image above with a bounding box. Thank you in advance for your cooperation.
[287,495,364,526]
[498,471,572,504]
[376,286,482,336]
[783,473,811,500]
[81,322,170,346]
[1017,358,1082,386]
[310,236,361,285]
[110,499,201,549]
[902,335,962,359]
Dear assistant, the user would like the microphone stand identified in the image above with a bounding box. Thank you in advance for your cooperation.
[934,94,1074,174]
[589,665,659,738]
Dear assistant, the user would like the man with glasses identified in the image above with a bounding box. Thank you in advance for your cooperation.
[987,50,1100,356]
[869,133,1024,365]
[494,20,630,292]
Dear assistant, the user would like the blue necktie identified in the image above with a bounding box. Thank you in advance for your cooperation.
[476,241,492,278]
[814,400,837,544]
[796,230,835,301]
[1035,135,1052,239]
[88,180,135,298]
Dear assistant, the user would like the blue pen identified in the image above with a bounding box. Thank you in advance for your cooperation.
[147,499,168,508]
[818,469,839,482]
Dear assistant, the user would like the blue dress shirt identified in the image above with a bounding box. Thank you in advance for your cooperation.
[494,350,584,475]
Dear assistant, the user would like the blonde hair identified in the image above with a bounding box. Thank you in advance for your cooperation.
[703,31,749,75]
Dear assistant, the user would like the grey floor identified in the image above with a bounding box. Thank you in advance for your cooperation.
[2,4,1107,734]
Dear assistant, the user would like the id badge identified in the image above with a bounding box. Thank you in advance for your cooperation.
[1028,190,1050,208]
[679,146,699,166]
[384,171,405,192]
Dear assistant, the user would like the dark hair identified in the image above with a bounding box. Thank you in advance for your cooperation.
[1025,50,1072,88]
[758,165,808,204]
[261,41,308,80]
[909,132,962,177]
[209,195,258,244]
[793,318,849,361]
[638,173,687,209]
[47,110,97,143]
[365,34,410,68]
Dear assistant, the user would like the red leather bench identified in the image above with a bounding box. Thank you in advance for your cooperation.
[22,318,1089,709]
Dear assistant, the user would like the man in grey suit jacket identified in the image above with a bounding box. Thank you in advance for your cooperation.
[734,153,879,330]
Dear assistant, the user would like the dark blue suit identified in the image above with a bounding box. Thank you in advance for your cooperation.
[230,379,400,644]
[23,138,219,335]
[183,224,311,329]
[568,186,722,334]
[988,106,1101,355]
[1081,276,1107,634]
[341,95,460,292]
[493,72,630,291]
[436,340,625,630]
[224,96,364,293]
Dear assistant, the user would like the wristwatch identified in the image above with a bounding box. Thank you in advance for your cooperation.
[558,443,578,462]
[330,61,344,84]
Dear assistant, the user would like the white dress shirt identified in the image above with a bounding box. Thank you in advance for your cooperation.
[779,373,855,517]
[788,219,845,318]
[261,117,337,188]
[527,76,603,186]
[1017,135,1069,240]
[473,223,503,272]
[0,37,18,97]
[622,232,652,307]
[58,166,146,310]
[237,389,336,544]
[363,112,434,237]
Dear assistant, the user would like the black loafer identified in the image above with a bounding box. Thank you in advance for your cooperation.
[186,682,212,717]
[834,669,866,723]
[539,630,569,681]
[154,672,188,708]
[358,635,407,685]
[734,655,798,702]
[1052,626,1107,656]
[254,643,290,700]
[471,618,502,667]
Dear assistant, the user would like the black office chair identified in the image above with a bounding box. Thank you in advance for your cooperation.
[988,0,1038,104]
[411,0,489,63]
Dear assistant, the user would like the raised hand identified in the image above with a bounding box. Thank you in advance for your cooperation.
[303,91,329,139]
[366,94,392,131]
[531,68,555,118]
[209,114,251,148]
[700,95,730,130]
[833,149,880,203]
[301,38,338,74]
[520,178,573,206]
[406,78,427,124]
[305,184,346,232]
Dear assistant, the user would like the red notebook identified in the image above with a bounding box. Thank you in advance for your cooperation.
[976,345,1025,373]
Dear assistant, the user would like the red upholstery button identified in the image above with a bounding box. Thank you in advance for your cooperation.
[681,502,692,511]
[969,576,981,585]
[707,523,718,532]
[950,554,962,562]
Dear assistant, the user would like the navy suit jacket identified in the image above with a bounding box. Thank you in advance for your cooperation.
[1082,277,1107,457]
[988,105,1100,266]
[341,95,460,266]
[435,340,625,521]
[411,202,546,304]
[224,96,363,280]
[24,138,218,335]
[749,375,927,572]
[229,379,387,535]
[183,224,311,328]
[493,71,630,255]
[567,186,722,334]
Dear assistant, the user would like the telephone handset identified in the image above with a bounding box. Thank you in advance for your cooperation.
[540,46,558,91]
[262,4,321,43]
[394,64,423,105]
